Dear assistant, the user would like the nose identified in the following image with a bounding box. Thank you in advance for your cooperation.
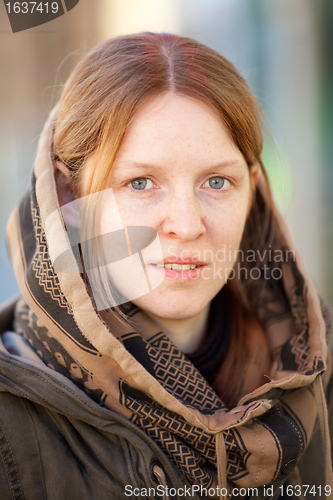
[160,192,206,242]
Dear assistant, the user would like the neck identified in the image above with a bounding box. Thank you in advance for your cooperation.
[147,303,211,354]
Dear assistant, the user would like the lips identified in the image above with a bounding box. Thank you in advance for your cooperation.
[152,257,206,266]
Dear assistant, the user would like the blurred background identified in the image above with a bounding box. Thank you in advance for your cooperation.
[0,0,332,309]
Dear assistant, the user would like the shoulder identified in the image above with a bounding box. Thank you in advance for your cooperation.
[0,390,190,500]
[0,390,138,499]
[0,392,115,499]
[0,391,137,499]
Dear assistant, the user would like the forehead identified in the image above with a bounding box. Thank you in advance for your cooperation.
[114,92,244,168]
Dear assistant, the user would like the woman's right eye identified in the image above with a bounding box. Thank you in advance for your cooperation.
[128,178,153,191]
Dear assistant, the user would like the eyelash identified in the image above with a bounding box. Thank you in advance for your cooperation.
[127,176,231,192]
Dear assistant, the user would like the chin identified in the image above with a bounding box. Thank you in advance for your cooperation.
[133,293,208,321]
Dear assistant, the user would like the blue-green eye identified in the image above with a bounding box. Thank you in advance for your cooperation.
[204,176,230,190]
[129,178,153,190]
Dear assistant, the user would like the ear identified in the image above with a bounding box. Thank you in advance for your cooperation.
[249,163,259,190]
[54,161,75,206]
[54,161,81,228]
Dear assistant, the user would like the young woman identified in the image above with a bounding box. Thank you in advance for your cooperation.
[0,32,332,500]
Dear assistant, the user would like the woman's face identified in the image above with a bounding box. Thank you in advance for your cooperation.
[101,92,257,320]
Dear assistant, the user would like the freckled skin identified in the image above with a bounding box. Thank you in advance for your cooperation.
[101,93,257,350]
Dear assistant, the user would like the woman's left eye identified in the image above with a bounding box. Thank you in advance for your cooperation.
[203,176,230,190]
[128,178,153,190]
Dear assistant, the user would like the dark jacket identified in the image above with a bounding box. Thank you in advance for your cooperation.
[0,297,332,500]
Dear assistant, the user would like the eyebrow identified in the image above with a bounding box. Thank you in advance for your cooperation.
[115,159,246,171]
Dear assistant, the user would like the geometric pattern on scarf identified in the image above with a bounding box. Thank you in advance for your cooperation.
[14,300,108,404]
[31,205,71,313]
[7,109,332,491]
[122,331,225,414]
[119,380,250,487]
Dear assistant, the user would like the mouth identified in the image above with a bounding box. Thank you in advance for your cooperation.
[149,262,205,281]
[152,263,198,270]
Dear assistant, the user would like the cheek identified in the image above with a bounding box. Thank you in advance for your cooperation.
[111,191,157,228]
[209,201,249,265]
